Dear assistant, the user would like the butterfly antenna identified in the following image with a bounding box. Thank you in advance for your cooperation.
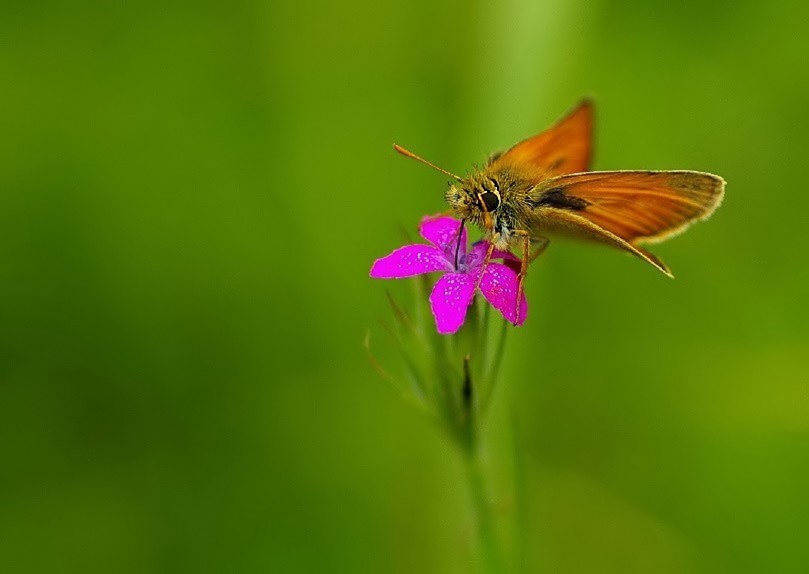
[393,144,463,182]
[454,218,466,270]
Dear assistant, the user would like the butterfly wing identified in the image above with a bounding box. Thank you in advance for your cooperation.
[528,170,725,275]
[530,206,675,276]
[489,99,593,180]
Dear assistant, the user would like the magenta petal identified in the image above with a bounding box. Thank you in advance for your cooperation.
[465,242,488,270]
[491,245,523,276]
[501,256,522,277]
[466,241,518,270]
[479,262,528,326]
[429,272,476,334]
[468,240,517,260]
[492,248,519,262]
[420,216,466,261]
[370,244,450,278]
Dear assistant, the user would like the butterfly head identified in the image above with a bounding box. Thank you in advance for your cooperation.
[446,173,502,232]
[390,144,505,240]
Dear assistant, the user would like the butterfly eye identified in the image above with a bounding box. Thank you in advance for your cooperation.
[480,191,500,212]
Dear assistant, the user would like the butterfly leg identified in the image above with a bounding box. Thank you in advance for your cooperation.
[529,235,550,263]
[474,241,496,293]
[514,234,550,320]
[514,230,531,321]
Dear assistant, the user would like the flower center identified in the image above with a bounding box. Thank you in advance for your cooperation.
[456,246,484,273]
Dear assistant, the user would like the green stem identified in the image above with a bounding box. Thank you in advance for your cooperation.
[463,441,502,574]
[477,299,491,363]
[481,318,509,414]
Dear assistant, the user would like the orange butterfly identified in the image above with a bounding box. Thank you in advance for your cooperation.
[394,100,725,308]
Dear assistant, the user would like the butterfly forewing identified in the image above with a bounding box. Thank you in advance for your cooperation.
[490,100,593,180]
[530,170,725,245]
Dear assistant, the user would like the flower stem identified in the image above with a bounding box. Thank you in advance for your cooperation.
[481,318,509,414]
[462,439,502,574]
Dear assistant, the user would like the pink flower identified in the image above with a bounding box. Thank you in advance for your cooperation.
[370,216,527,334]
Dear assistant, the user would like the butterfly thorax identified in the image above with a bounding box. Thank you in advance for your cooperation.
[445,166,539,250]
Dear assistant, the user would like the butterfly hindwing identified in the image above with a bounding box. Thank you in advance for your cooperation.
[527,170,725,275]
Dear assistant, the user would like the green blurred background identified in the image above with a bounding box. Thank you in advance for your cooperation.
[1,0,807,572]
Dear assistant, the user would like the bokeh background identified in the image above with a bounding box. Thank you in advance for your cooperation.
[1,0,807,572]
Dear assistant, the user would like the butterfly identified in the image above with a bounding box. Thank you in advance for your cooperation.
[394,100,725,310]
